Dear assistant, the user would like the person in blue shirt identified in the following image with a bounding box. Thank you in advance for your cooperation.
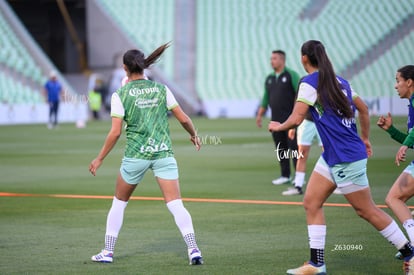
[378,65,414,261]
[268,40,414,275]
[44,71,62,128]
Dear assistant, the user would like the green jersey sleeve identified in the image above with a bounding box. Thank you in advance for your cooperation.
[287,68,300,93]
[260,86,269,109]
[386,125,408,144]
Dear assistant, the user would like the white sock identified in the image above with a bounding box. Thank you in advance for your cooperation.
[380,220,408,249]
[167,199,194,236]
[308,225,326,249]
[104,197,128,251]
[403,219,414,243]
[294,171,306,188]
[167,199,198,249]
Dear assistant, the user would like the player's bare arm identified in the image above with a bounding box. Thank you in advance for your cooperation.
[89,117,123,176]
[171,105,201,150]
[268,101,309,132]
[354,96,372,157]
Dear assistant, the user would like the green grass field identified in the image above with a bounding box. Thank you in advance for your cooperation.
[0,117,412,274]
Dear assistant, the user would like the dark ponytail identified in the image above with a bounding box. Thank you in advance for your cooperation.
[123,42,171,74]
[398,65,414,81]
[301,40,353,118]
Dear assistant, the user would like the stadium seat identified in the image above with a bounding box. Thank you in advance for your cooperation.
[0,70,44,105]
[0,7,45,83]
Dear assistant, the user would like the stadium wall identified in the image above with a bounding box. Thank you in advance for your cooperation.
[202,96,408,119]
[0,102,88,125]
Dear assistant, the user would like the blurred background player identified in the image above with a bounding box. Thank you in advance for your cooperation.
[378,65,414,261]
[88,86,102,120]
[43,71,62,129]
[282,112,322,195]
[269,40,414,275]
[88,43,203,266]
[256,50,300,185]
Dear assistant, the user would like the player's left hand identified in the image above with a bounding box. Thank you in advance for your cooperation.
[268,121,281,132]
[190,136,201,151]
[362,139,373,157]
[395,145,408,166]
[288,129,296,140]
[89,158,103,176]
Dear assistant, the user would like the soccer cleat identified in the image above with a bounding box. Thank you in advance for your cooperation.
[91,249,113,263]
[396,251,404,260]
[404,255,414,275]
[272,177,290,185]
[188,248,203,265]
[286,261,326,275]
[282,187,303,196]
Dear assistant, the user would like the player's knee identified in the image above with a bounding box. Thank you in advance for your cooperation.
[354,208,366,219]
[303,197,321,213]
[354,206,379,222]
[385,190,407,207]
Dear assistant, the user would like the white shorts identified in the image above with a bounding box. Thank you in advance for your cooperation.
[403,162,414,178]
[297,119,322,146]
[314,156,369,195]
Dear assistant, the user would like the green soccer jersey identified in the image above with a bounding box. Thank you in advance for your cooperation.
[111,79,179,160]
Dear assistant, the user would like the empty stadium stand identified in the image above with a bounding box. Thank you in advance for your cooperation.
[0,0,86,124]
[196,0,414,104]
[96,0,175,78]
[0,70,43,104]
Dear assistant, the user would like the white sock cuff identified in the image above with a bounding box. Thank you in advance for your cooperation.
[380,220,408,250]
[308,225,327,249]
[380,220,397,235]
[294,171,306,187]
[113,196,128,208]
[295,171,306,177]
[308,225,327,233]
[166,199,184,210]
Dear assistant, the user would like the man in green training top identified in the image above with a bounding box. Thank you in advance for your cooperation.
[256,50,301,185]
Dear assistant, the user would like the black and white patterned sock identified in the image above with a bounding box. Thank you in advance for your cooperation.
[184,233,198,250]
[105,235,117,252]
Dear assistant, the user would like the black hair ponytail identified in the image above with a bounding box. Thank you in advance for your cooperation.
[123,42,171,74]
[144,42,171,68]
[301,40,354,118]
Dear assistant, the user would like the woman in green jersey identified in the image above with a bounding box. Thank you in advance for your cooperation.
[89,43,203,265]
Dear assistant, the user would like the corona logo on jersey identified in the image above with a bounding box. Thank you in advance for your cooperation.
[140,138,169,153]
[128,87,160,96]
